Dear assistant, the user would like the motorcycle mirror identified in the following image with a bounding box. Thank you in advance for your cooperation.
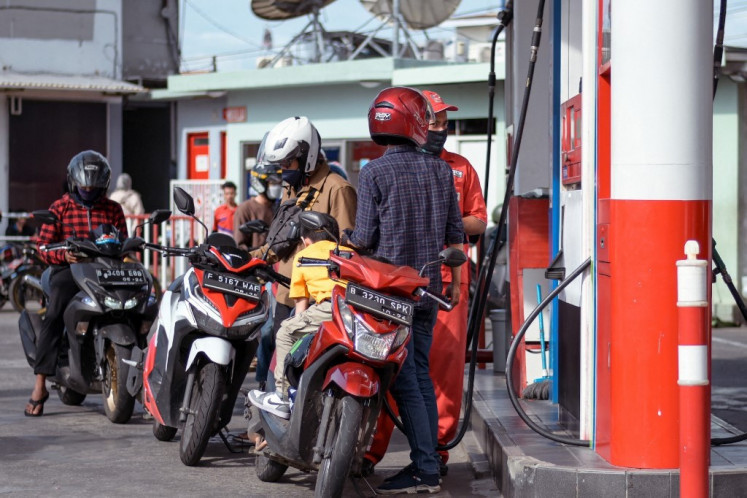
[134,209,172,236]
[439,247,468,268]
[149,209,172,225]
[32,210,58,225]
[173,187,195,216]
[298,211,326,231]
[239,219,269,235]
[297,211,340,254]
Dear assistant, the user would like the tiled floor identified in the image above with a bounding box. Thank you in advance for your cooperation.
[470,369,747,497]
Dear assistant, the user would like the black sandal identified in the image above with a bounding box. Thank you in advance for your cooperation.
[24,393,49,417]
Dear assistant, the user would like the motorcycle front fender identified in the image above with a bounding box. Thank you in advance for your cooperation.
[98,323,137,346]
[322,362,380,398]
[185,336,235,370]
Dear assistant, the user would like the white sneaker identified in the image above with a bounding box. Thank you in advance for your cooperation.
[248,390,291,419]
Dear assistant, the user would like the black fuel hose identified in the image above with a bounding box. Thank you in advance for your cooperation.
[440,0,546,452]
[505,258,591,446]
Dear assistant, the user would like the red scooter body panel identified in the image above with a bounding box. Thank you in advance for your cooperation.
[331,252,428,298]
[193,268,260,328]
[322,362,379,397]
[142,332,165,425]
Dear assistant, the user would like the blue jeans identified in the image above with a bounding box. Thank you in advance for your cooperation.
[390,303,439,475]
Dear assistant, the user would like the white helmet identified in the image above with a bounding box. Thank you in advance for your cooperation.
[257,116,321,175]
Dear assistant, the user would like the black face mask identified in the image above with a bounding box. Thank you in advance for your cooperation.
[421,129,448,156]
[282,169,304,190]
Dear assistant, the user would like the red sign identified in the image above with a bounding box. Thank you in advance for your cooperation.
[223,106,247,123]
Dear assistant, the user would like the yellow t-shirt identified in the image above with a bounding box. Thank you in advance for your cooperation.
[289,240,351,303]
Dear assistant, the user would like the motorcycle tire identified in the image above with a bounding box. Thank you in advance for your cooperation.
[57,385,86,406]
[256,452,288,482]
[9,269,44,313]
[179,362,225,466]
[315,396,363,498]
[102,343,136,424]
[153,421,178,442]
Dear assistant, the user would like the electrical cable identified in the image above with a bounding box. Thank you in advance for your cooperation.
[505,259,591,446]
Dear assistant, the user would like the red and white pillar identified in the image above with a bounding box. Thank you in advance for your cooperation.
[607,0,712,468]
[677,240,710,496]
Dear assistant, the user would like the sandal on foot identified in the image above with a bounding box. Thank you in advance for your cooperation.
[24,393,49,417]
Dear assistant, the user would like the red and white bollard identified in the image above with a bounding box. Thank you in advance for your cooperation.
[676,240,710,498]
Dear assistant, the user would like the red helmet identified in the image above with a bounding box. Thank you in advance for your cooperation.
[368,87,433,147]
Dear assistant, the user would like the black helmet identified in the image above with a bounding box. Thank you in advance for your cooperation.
[67,150,111,195]
[249,161,282,196]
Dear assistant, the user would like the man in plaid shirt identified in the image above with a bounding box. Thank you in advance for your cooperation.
[347,88,464,495]
[25,151,127,417]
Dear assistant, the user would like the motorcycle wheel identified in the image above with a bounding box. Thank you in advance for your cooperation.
[315,396,363,498]
[57,385,86,405]
[153,421,178,441]
[9,269,44,313]
[179,362,225,466]
[256,453,288,482]
[102,343,136,424]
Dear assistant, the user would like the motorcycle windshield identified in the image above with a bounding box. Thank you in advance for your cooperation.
[91,223,124,257]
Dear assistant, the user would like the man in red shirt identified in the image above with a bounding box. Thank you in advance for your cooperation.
[212,181,237,235]
[25,151,127,416]
[364,90,487,475]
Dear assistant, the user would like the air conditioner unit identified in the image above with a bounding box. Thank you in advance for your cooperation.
[470,41,506,64]
[275,56,293,67]
[256,56,273,69]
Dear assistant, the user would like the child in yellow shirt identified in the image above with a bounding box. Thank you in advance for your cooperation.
[249,213,350,419]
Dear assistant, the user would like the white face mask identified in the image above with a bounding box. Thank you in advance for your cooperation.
[266,184,283,200]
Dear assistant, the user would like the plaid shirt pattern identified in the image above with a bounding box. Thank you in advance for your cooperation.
[37,193,128,265]
[349,145,463,304]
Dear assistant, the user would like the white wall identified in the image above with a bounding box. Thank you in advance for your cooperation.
[0,0,123,79]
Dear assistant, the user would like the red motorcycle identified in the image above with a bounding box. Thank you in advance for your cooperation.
[250,211,466,497]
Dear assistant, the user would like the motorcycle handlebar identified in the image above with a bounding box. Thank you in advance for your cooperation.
[254,266,291,287]
[39,241,68,251]
[296,257,331,267]
[416,288,454,311]
[144,242,193,257]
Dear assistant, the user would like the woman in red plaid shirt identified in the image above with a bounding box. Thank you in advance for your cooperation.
[25,151,127,417]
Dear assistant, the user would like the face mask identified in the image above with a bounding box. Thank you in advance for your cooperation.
[421,129,448,156]
[76,186,100,203]
[266,184,283,200]
[282,169,304,190]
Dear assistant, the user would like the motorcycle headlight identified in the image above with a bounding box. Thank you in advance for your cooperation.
[124,296,139,309]
[391,325,410,350]
[354,321,398,361]
[186,271,222,323]
[337,296,355,339]
[104,296,123,310]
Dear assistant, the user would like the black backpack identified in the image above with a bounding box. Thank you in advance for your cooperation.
[264,187,319,261]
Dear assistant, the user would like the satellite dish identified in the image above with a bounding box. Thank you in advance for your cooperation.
[251,0,337,21]
[250,0,339,64]
[360,0,461,30]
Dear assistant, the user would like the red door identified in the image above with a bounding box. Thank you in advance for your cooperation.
[187,132,210,180]
[220,131,227,179]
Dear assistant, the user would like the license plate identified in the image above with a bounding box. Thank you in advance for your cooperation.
[96,268,147,286]
[345,283,414,326]
[203,271,261,300]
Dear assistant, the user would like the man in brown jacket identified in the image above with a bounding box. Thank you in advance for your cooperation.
[251,117,357,353]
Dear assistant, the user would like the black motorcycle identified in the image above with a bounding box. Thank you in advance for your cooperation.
[18,209,170,423]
